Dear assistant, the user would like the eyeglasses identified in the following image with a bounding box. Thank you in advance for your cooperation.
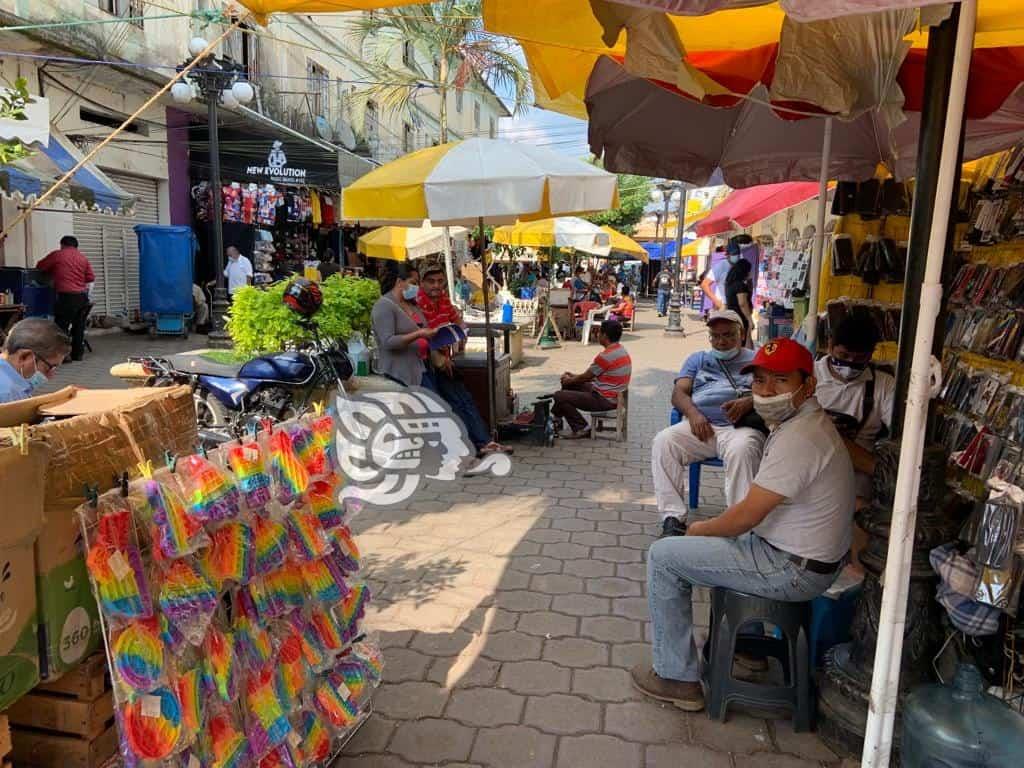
[708,331,741,342]
[34,354,58,375]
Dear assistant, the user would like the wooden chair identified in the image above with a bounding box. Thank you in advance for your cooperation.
[590,389,628,442]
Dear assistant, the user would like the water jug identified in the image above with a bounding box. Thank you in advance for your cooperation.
[901,663,1024,767]
[502,300,513,324]
[347,332,370,377]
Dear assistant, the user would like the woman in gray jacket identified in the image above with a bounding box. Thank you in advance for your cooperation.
[371,264,437,386]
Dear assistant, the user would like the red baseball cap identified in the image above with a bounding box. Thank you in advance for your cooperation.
[741,338,814,376]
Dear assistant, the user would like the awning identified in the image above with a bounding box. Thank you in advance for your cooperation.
[0,126,134,214]
[642,236,708,262]
[694,182,820,236]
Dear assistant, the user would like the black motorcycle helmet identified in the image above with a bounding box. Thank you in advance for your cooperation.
[283,277,323,317]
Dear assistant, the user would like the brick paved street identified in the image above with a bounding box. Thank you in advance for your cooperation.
[57,306,843,768]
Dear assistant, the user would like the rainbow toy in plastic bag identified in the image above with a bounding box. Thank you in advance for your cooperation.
[313,668,361,729]
[233,596,274,668]
[139,468,208,559]
[333,582,370,645]
[258,743,299,768]
[203,625,237,702]
[202,521,255,587]
[307,479,344,531]
[86,507,152,621]
[327,527,360,574]
[179,454,241,523]
[290,613,330,672]
[290,423,327,478]
[247,561,304,622]
[252,514,290,575]
[297,709,332,765]
[174,666,205,739]
[122,686,183,760]
[286,504,333,562]
[111,617,164,692]
[332,656,372,708]
[309,412,336,472]
[352,639,385,686]
[226,441,273,511]
[300,557,346,605]
[275,631,308,710]
[268,429,310,504]
[245,665,292,758]
[206,712,250,768]
[157,611,184,650]
[309,606,344,653]
[158,559,219,644]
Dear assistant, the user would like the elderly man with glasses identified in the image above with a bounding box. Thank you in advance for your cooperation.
[0,318,70,403]
[652,310,767,538]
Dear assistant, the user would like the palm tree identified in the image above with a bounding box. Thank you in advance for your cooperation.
[348,1,532,144]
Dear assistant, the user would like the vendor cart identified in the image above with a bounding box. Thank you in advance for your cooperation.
[135,224,196,338]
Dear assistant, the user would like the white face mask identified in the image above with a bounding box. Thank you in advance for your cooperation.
[402,284,419,301]
[753,390,799,425]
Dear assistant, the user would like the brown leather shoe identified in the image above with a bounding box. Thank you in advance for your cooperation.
[734,652,769,673]
[630,664,704,712]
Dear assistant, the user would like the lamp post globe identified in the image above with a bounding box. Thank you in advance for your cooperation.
[170,81,193,104]
[231,81,255,105]
[188,37,209,58]
[219,88,240,110]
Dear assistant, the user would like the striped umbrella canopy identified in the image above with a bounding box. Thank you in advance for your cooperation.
[357,223,468,261]
[600,226,648,260]
[492,217,612,255]
[342,138,618,226]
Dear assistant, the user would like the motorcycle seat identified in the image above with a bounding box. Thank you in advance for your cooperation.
[167,352,243,379]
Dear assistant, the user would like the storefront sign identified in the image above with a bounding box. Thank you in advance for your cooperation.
[189,126,340,188]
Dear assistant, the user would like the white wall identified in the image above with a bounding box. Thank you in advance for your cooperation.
[0,199,72,268]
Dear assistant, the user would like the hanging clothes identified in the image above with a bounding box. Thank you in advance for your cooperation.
[321,194,335,226]
[310,190,322,226]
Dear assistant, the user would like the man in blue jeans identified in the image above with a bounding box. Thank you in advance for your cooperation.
[654,266,673,316]
[632,338,855,711]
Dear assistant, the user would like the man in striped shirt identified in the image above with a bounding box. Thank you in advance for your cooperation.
[552,319,631,439]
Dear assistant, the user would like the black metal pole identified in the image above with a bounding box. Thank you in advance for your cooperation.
[205,86,231,347]
[479,216,496,439]
[891,7,960,434]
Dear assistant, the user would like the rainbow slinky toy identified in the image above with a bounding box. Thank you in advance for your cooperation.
[226,441,273,511]
[300,556,345,605]
[143,477,205,559]
[286,505,333,562]
[244,666,292,758]
[268,429,310,504]
[111,617,164,692]
[307,478,344,531]
[298,709,332,764]
[122,685,182,760]
[207,712,250,768]
[86,508,152,621]
[158,559,219,642]
[275,631,308,710]
[336,582,370,644]
[290,423,328,478]
[314,668,361,728]
[252,514,289,576]
[203,625,237,702]
[202,521,255,587]
[179,454,241,523]
[174,666,204,738]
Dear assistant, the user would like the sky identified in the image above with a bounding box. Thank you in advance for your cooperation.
[499,108,591,158]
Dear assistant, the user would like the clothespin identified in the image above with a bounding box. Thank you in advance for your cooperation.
[246,422,259,440]
[312,401,324,416]
[84,484,99,508]
[137,460,153,480]
[196,443,209,459]
[164,450,178,473]
[261,417,274,435]
[14,424,28,456]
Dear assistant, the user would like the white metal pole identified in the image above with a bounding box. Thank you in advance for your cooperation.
[805,117,832,348]
[861,3,976,767]
[442,225,457,303]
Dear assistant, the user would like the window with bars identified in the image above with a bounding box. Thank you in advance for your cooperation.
[307,60,330,117]
[98,0,144,28]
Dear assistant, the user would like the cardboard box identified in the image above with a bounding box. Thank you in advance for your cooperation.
[0,442,48,711]
[12,386,197,679]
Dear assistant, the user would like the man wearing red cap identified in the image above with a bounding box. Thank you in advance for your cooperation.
[632,337,855,712]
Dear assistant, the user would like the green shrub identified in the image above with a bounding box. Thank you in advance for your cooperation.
[226,275,380,356]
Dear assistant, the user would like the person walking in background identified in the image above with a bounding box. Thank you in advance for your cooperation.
[224,246,254,297]
[654,266,673,317]
[724,254,755,347]
[36,235,93,361]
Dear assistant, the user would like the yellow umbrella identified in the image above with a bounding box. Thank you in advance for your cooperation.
[492,217,611,255]
[600,226,647,262]
[357,224,468,261]
[235,0,410,24]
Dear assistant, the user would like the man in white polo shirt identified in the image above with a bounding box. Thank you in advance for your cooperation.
[224,246,254,298]
[632,337,855,712]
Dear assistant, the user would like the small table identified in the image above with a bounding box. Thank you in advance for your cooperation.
[0,304,25,335]
[465,320,516,356]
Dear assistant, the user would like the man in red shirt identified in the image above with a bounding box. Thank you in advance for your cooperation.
[552,319,631,438]
[37,235,94,361]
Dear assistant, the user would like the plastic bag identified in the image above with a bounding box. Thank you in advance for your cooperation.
[226,441,273,512]
[177,453,241,523]
[110,617,166,693]
[157,558,220,645]
[85,503,153,623]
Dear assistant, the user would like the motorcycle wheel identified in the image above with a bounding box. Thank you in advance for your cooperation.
[195,391,232,429]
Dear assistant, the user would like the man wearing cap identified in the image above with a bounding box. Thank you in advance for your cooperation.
[633,337,855,712]
[651,309,766,538]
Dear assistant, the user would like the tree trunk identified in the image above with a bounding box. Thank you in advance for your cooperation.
[438,52,448,143]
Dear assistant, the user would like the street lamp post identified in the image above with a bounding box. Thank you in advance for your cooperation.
[651,182,687,333]
[173,37,255,348]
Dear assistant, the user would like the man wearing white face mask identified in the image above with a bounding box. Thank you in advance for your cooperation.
[651,310,766,538]
[633,337,854,712]
[0,318,70,403]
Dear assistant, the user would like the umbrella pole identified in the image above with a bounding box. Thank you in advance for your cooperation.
[479,216,497,440]
[804,117,832,349]
[442,226,456,304]
[861,3,975,767]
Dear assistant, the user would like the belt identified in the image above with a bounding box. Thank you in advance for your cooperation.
[784,552,842,575]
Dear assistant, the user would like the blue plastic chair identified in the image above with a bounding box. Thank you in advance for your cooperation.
[669,408,724,511]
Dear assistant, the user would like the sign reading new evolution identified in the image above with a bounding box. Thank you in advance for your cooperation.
[189,126,340,189]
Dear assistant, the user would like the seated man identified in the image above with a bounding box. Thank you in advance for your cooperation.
[652,310,766,538]
[633,338,855,712]
[552,319,631,439]
[417,262,509,457]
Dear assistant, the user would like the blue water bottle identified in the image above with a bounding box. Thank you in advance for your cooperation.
[502,300,513,324]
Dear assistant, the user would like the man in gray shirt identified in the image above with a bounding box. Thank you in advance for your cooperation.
[632,338,855,712]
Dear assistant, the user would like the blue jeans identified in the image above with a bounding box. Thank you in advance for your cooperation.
[656,288,669,315]
[423,369,492,448]
[648,533,839,682]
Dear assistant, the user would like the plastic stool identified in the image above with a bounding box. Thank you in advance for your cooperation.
[688,459,724,511]
[702,587,815,731]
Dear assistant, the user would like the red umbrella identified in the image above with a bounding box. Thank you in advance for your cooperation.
[693,182,821,236]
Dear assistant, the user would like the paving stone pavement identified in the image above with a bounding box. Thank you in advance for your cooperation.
[56,308,842,767]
